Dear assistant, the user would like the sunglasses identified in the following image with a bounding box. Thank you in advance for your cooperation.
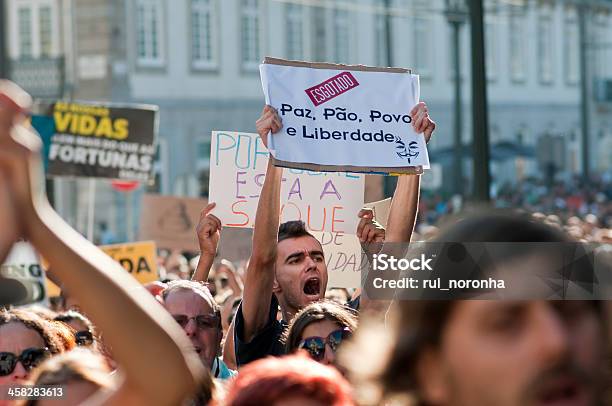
[298,328,351,362]
[0,348,50,376]
[172,314,220,330]
[75,330,94,346]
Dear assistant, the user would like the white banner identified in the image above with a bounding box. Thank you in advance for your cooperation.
[260,62,429,172]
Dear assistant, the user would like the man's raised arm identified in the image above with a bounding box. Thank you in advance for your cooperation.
[385,102,436,243]
[240,105,283,342]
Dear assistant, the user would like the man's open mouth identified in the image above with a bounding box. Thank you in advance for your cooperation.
[536,376,589,406]
[303,277,321,297]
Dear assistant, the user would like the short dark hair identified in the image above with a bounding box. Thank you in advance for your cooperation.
[278,220,316,243]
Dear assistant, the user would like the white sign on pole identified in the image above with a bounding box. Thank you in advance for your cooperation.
[0,242,47,306]
[260,59,429,173]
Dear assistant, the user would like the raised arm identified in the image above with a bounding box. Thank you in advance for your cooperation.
[240,105,283,342]
[0,84,206,406]
[385,102,436,243]
[192,202,221,282]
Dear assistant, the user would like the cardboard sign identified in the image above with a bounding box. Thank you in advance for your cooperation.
[260,58,429,174]
[32,101,158,182]
[100,241,159,284]
[209,131,365,235]
[313,231,364,288]
[0,242,47,306]
[139,194,209,251]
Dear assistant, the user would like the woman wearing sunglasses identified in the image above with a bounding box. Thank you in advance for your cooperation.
[284,300,358,366]
[54,311,96,348]
[0,309,67,388]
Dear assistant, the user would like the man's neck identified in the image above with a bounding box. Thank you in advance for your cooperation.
[277,296,299,322]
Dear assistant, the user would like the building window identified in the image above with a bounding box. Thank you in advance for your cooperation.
[485,20,497,81]
[191,0,217,69]
[136,0,165,67]
[594,13,609,78]
[484,0,499,81]
[509,6,526,82]
[564,17,578,84]
[39,6,52,57]
[538,14,554,84]
[312,6,327,62]
[18,7,32,58]
[286,4,304,60]
[375,8,388,66]
[197,138,211,164]
[333,9,350,63]
[241,0,260,70]
[413,1,431,77]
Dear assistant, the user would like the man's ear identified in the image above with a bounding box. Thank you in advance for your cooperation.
[272,277,281,294]
[416,348,449,405]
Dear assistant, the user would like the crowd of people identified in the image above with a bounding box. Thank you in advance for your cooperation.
[1,80,611,406]
[418,175,612,244]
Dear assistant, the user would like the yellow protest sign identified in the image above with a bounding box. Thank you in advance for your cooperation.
[100,241,159,284]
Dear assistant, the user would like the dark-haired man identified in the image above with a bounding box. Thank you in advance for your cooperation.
[233,103,436,366]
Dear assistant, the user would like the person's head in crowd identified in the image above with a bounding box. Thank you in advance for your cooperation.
[345,212,610,406]
[222,297,242,333]
[22,348,114,406]
[544,214,562,229]
[584,214,599,234]
[54,311,97,349]
[215,259,236,291]
[567,216,583,227]
[161,280,222,370]
[224,353,355,406]
[165,251,191,280]
[0,309,68,384]
[325,288,350,304]
[284,300,357,367]
[275,220,328,317]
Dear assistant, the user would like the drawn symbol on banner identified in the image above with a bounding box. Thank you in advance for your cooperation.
[158,203,192,233]
[395,136,419,164]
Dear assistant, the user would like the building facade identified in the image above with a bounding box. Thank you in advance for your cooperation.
[6,0,612,240]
